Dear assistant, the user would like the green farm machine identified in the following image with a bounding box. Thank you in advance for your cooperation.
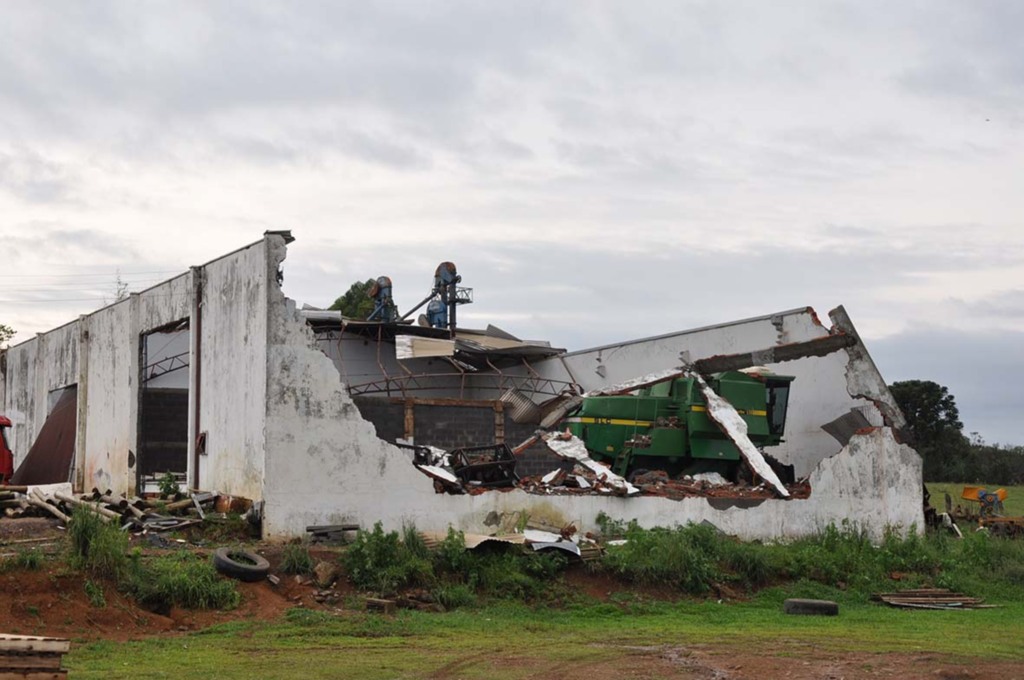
[565,370,795,482]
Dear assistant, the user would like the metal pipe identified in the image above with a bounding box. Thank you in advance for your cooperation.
[399,291,436,322]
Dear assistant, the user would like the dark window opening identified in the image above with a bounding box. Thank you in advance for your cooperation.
[765,379,792,438]
[138,320,190,492]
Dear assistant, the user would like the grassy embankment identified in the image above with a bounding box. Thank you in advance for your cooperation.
[62,520,1024,679]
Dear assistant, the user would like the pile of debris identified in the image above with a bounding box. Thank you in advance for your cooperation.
[0,483,256,534]
[420,520,602,562]
[408,431,810,501]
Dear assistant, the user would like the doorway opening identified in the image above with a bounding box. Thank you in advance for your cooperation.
[137,319,190,493]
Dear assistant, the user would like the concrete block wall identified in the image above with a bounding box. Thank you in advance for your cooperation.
[505,420,570,478]
[352,398,405,444]
[350,397,574,478]
[413,404,496,452]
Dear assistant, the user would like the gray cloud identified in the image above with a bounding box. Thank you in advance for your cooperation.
[0,148,75,203]
[871,327,1024,446]
[2,1,1023,444]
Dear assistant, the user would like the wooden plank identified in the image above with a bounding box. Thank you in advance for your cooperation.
[365,598,396,615]
[0,671,66,679]
[0,638,70,654]
[0,653,63,669]
[306,524,360,533]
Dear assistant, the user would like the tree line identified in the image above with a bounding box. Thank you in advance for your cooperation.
[889,380,1024,485]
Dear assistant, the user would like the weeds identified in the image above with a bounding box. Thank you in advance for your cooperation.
[343,522,434,596]
[157,472,180,499]
[281,544,315,575]
[84,580,106,608]
[67,506,129,578]
[127,552,239,612]
[432,583,476,609]
[0,548,43,573]
[65,505,238,612]
[598,519,1024,601]
[602,522,719,594]
[342,523,569,601]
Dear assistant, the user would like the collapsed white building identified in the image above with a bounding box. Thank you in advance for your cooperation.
[0,233,923,540]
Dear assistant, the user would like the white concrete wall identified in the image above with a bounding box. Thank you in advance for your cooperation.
[81,300,134,493]
[266,318,925,540]
[0,322,80,471]
[0,239,273,497]
[260,247,922,539]
[196,240,269,500]
[2,334,41,465]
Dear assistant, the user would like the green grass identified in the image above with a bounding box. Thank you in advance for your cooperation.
[63,597,1024,679]
[928,482,1024,516]
[280,544,315,575]
[127,552,240,611]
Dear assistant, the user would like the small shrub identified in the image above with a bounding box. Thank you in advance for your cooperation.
[434,528,470,574]
[128,552,239,611]
[157,472,180,499]
[720,541,778,588]
[465,550,566,600]
[67,506,128,578]
[0,550,41,574]
[281,544,315,575]
[342,523,434,596]
[84,580,106,608]
[432,583,476,609]
[601,522,719,594]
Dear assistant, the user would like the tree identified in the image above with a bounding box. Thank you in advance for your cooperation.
[0,323,14,348]
[329,279,377,319]
[889,380,969,481]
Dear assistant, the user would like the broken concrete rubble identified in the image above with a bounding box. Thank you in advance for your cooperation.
[408,429,812,503]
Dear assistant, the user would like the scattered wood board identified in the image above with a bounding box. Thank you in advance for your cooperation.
[0,635,70,679]
[872,588,994,610]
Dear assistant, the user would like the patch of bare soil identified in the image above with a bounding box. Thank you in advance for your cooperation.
[427,645,1024,680]
[0,517,64,542]
[0,520,351,641]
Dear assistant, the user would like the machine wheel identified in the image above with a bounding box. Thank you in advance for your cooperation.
[212,547,270,582]
[783,598,839,616]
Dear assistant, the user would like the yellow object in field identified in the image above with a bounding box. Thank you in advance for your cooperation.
[961,486,1007,503]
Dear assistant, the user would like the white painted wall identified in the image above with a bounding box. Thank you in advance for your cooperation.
[196,240,269,500]
[0,238,273,498]
[259,240,923,540]
[81,300,134,493]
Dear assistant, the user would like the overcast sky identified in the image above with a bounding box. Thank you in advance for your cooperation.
[1,2,1022,444]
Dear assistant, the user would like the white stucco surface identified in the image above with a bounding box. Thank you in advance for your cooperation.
[196,242,269,499]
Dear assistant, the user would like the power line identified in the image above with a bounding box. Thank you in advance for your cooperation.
[0,282,167,292]
[0,292,188,303]
[0,269,183,279]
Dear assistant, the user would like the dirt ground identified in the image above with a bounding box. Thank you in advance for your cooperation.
[430,645,1024,680]
[1,518,1020,678]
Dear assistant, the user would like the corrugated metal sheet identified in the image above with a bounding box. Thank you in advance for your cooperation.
[11,386,77,486]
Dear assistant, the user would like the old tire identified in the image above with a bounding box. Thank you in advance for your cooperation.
[783,598,839,616]
[213,547,270,582]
